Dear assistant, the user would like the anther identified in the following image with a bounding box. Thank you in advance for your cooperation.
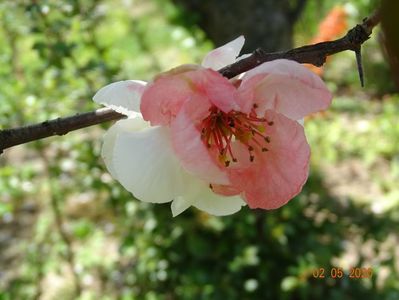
[201,106,274,168]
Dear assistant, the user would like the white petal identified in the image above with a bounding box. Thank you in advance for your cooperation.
[112,123,189,203]
[102,118,147,179]
[93,80,146,117]
[202,36,245,70]
[298,118,304,126]
[183,181,246,216]
[193,191,246,216]
[171,196,192,217]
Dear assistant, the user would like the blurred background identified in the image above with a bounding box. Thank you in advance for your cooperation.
[1,0,398,299]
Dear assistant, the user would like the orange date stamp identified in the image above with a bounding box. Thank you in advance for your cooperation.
[312,267,373,279]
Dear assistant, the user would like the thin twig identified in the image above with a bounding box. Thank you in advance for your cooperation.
[0,9,381,154]
[0,108,122,153]
[219,9,381,78]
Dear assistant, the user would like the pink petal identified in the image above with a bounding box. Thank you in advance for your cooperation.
[140,71,195,126]
[227,110,310,209]
[202,36,245,70]
[170,96,230,185]
[239,59,332,120]
[200,69,241,113]
[210,184,241,197]
[141,68,240,125]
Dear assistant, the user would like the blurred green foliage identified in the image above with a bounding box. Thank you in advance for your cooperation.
[1,0,398,299]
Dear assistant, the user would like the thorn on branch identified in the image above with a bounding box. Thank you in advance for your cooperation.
[355,46,365,87]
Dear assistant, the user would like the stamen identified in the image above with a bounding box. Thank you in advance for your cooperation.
[200,106,273,167]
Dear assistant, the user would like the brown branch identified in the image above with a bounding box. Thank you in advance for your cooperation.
[0,9,381,154]
[219,9,381,78]
[0,108,122,153]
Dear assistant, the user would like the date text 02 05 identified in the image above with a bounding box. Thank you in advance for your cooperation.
[312,267,373,279]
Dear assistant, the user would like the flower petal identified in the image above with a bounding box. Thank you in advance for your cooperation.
[171,97,230,185]
[239,59,332,120]
[93,80,146,117]
[199,69,241,113]
[202,36,245,70]
[172,179,246,216]
[102,118,147,179]
[111,119,189,203]
[227,110,310,209]
[171,196,192,217]
[141,68,240,125]
[211,184,241,196]
[140,68,208,126]
[188,181,246,216]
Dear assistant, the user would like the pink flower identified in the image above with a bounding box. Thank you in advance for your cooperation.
[93,36,332,216]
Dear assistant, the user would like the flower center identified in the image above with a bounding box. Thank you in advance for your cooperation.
[200,104,273,167]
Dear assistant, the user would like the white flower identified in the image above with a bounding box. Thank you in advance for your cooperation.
[93,36,247,216]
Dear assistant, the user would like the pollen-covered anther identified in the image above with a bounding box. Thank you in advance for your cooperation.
[201,106,272,167]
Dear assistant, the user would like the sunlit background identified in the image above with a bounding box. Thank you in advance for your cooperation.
[1,0,398,299]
